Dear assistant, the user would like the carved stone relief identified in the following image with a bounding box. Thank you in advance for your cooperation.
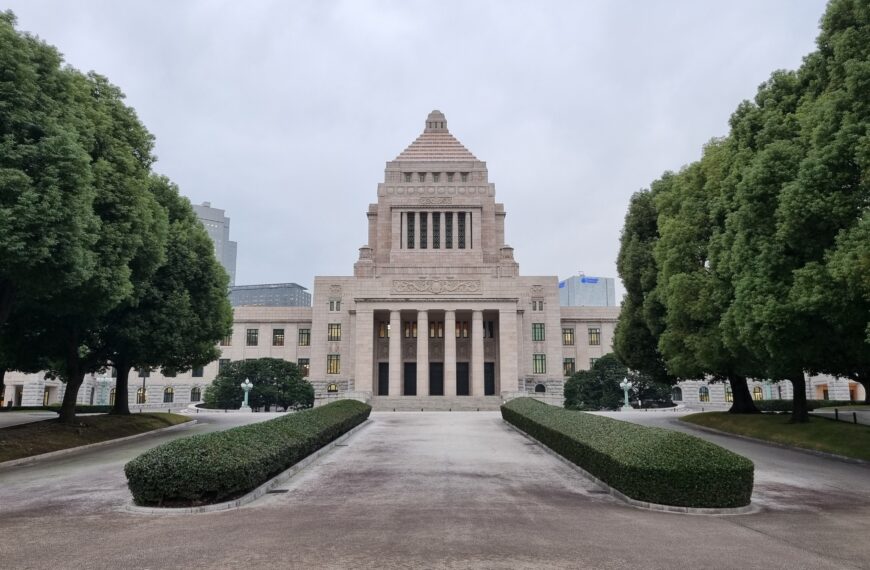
[392,280,481,295]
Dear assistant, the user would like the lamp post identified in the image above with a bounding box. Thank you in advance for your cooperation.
[240,378,253,412]
[619,378,633,411]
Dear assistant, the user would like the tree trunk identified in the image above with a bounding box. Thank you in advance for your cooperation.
[0,368,6,407]
[58,369,85,424]
[111,359,132,415]
[789,373,810,423]
[0,279,15,327]
[727,376,760,414]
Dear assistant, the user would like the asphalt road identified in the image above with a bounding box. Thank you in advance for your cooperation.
[1,410,868,569]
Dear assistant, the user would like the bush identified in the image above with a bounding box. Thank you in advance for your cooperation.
[753,399,855,413]
[125,400,370,506]
[502,398,753,508]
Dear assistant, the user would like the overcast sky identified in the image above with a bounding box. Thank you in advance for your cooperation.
[7,1,828,295]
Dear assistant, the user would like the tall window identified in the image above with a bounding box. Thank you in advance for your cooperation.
[419,212,427,249]
[192,366,204,378]
[460,172,468,182]
[378,322,390,338]
[163,387,174,403]
[136,387,146,404]
[484,321,495,338]
[725,383,733,402]
[447,172,454,182]
[246,328,259,346]
[588,327,601,346]
[699,386,710,403]
[109,389,116,406]
[190,387,202,402]
[407,212,415,249]
[533,354,547,374]
[563,358,575,377]
[532,300,544,311]
[458,212,466,249]
[429,321,444,338]
[328,323,342,341]
[220,333,232,346]
[297,358,310,377]
[327,354,340,374]
[298,328,311,346]
[418,172,426,182]
[589,357,598,368]
[329,300,341,311]
[273,328,285,346]
[432,172,440,182]
[404,321,418,338]
[456,321,469,338]
[562,328,575,346]
[445,213,453,249]
[532,323,545,342]
[753,386,763,401]
[404,172,412,182]
[219,358,230,373]
[672,387,683,401]
[432,212,440,249]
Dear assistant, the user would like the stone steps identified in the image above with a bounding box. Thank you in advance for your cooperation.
[370,396,505,412]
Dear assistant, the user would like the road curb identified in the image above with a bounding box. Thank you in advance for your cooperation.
[125,418,373,515]
[0,418,198,470]
[678,418,870,466]
[503,419,757,516]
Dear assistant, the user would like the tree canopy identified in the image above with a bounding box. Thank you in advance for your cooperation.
[204,359,314,412]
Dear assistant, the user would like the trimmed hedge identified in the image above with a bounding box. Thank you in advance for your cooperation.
[502,398,753,508]
[753,399,855,413]
[125,399,371,506]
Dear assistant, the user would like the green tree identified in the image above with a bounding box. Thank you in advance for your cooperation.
[564,353,628,411]
[204,359,314,411]
[105,175,232,414]
[0,12,99,326]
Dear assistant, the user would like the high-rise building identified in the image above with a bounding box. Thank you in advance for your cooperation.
[230,283,311,307]
[558,275,617,307]
[192,201,238,286]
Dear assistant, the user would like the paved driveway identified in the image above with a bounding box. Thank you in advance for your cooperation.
[1,411,869,569]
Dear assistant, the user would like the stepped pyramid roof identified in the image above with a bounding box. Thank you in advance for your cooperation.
[394,110,477,162]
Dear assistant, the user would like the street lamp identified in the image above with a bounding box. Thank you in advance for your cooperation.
[240,378,253,412]
[619,378,633,411]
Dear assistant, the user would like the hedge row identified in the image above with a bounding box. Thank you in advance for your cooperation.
[502,398,753,508]
[753,399,856,413]
[125,399,371,506]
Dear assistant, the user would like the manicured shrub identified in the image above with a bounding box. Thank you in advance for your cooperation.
[752,399,855,413]
[125,399,370,506]
[502,398,753,508]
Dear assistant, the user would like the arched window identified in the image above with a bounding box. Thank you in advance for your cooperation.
[163,387,174,403]
[190,387,201,402]
[699,386,710,403]
[136,387,146,404]
[534,383,546,393]
[671,387,683,401]
[724,383,733,403]
[752,386,763,401]
[109,388,116,406]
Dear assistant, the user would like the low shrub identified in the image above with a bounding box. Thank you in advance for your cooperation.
[125,399,371,506]
[502,398,753,508]
[753,399,855,413]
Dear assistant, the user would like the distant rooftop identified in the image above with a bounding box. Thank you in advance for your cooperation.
[231,282,308,291]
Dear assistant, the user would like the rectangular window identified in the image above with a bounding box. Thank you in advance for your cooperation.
[404,172,412,182]
[404,321,418,338]
[588,327,601,346]
[484,321,495,338]
[461,172,469,182]
[328,323,342,342]
[418,172,426,182]
[447,172,454,182]
[458,212,466,249]
[407,212,415,249]
[562,328,575,346]
[456,321,469,338]
[297,358,310,377]
[298,328,311,346]
[246,328,259,346]
[329,300,341,311]
[429,321,444,338]
[445,212,453,249]
[219,358,230,373]
[432,212,440,249]
[220,333,232,346]
[419,212,427,249]
[590,357,598,368]
[563,358,575,377]
[327,354,340,375]
[272,328,285,346]
[192,366,204,378]
[532,323,545,342]
[378,322,390,338]
[533,354,547,374]
[432,172,440,182]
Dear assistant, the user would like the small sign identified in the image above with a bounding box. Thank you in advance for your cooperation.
[580,277,599,284]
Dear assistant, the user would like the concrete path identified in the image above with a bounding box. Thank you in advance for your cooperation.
[0,411,57,429]
[812,408,870,426]
[1,411,869,569]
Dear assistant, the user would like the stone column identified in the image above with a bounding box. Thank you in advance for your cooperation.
[354,309,374,394]
[417,310,429,396]
[498,308,518,394]
[471,310,484,396]
[439,211,446,250]
[444,309,457,396]
[388,310,401,397]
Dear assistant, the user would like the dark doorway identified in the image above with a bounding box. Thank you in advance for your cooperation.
[456,362,470,396]
[484,362,495,396]
[378,363,389,396]
[430,362,444,396]
[403,362,417,396]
